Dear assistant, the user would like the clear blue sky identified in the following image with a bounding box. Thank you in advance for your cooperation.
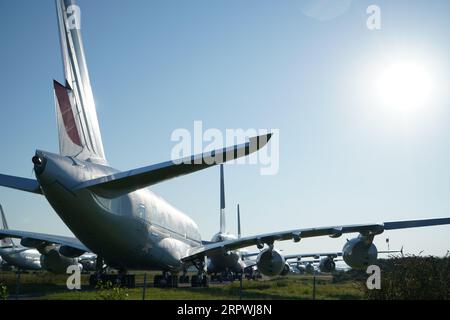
[1,0,450,258]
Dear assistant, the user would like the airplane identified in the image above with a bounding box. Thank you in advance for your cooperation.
[1,0,450,289]
[283,247,404,274]
[205,166,251,284]
[0,205,41,271]
[286,247,403,274]
[0,204,95,274]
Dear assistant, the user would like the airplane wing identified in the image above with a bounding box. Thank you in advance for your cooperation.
[0,229,90,253]
[242,251,342,259]
[182,217,450,262]
[284,252,342,260]
[73,134,272,198]
[0,174,42,195]
[289,258,344,264]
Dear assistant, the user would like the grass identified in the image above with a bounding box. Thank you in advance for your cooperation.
[0,271,364,300]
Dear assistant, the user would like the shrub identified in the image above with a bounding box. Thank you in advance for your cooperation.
[0,283,8,300]
[95,281,129,300]
[360,255,450,300]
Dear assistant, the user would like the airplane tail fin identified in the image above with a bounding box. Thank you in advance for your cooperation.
[220,165,226,234]
[0,205,14,248]
[237,204,241,239]
[54,0,106,165]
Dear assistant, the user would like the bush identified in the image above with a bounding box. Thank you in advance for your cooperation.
[360,255,450,300]
[95,281,129,300]
[0,283,8,300]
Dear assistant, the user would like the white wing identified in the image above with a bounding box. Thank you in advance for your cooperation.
[0,229,90,254]
[182,217,450,262]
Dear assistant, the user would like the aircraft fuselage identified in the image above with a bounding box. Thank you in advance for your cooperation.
[0,247,41,271]
[34,150,202,272]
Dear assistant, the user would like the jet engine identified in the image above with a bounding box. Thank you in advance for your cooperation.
[20,239,81,274]
[342,237,378,270]
[318,256,336,273]
[256,248,285,277]
[40,247,81,274]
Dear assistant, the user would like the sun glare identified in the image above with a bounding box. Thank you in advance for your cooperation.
[375,60,433,114]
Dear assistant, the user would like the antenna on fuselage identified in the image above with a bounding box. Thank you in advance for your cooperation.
[220,164,226,234]
[237,204,241,239]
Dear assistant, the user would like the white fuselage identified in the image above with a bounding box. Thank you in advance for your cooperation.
[0,247,41,271]
[207,232,245,273]
[34,150,202,271]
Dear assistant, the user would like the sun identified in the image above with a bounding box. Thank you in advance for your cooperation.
[375,60,433,114]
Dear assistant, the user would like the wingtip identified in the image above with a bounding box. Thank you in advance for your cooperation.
[249,132,273,149]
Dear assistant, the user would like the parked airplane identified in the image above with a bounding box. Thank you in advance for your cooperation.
[1,0,450,288]
[286,247,403,274]
[0,204,95,273]
[205,166,251,284]
[0,205,41,271]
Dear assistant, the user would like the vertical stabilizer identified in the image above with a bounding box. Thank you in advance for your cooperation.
[54,0,106,164]
[0,205,14,248]
[237,204,241,239]
[220,165,226,234]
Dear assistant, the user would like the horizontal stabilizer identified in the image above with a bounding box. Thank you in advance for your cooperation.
[0,174,42,195]
[74,133,272,198]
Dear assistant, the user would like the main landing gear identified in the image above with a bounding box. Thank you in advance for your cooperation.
[190,273,209,288]
[89,257,136,288]
[153,271,179,288]
[190,260,209,288]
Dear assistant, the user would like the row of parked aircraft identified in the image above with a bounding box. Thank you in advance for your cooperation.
[1,0,450,288]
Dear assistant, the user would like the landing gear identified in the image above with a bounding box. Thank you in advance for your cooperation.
[90,273,135,288]
[191,273,209,288]
[211,271,238,283]
[179,270,190,284]
[189,258,209,288]
[89,257,135,288]
[153,271,179,288]
[244,268,260,280]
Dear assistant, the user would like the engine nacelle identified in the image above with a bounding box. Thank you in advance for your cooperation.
[319,257,336,273]
[20,238,48,251]
[256,249,286,277]
[40,247,80,274]
[342,237,378,270]
[59,246,86,258]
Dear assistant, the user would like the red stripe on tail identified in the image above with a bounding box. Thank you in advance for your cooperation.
[54,80,82,147]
